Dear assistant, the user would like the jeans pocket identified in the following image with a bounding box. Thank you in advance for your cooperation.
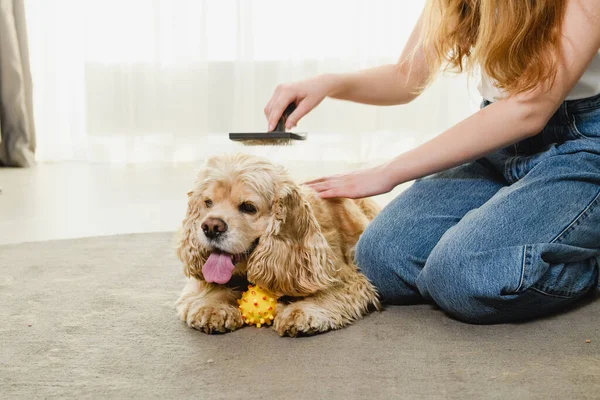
[571,103,600,140]
[514,244,599,299]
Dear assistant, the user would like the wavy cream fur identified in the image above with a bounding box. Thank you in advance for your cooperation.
[175,153,381,337]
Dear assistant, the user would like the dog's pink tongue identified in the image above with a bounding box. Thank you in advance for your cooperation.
[202,253,235,284]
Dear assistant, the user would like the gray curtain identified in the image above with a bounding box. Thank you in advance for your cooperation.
[0,0,35,167]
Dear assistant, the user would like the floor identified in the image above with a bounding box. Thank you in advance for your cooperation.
[0,162,404,246]
[1,232,597,399]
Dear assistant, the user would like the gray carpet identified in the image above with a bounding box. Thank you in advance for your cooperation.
[0,233,598,399]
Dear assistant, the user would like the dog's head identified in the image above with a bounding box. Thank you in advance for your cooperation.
[177,153,336,297]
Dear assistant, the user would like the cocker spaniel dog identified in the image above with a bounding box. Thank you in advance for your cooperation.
[175,153,381,337]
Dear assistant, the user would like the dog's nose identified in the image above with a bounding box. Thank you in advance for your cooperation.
[201,218,228,239]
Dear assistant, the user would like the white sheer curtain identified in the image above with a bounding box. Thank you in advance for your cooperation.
[25,0,480,168]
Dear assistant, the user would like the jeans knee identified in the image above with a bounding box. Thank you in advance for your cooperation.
[354,223,422,303]
[418,238,496,323]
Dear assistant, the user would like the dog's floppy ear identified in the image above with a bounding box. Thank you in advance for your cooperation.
[176,187,209,280]
[247,180,338,297]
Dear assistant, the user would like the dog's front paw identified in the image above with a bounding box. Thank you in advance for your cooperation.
[183,302,243,334]
[273,303,332,337]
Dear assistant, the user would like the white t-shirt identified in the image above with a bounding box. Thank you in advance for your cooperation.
[479,50,600,101]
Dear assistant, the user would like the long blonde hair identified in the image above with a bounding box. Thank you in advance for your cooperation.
[421,0,566,95]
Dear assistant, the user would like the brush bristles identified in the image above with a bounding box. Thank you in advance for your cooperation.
[237,138,294,146]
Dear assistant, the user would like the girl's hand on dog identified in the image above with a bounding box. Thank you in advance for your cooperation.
[304,164,394,199]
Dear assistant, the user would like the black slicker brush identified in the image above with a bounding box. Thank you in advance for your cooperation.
[229,103,307,145]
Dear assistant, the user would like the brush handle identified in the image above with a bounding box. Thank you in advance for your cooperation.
[274,103,296,132]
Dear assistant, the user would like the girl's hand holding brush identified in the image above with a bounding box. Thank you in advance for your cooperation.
[264,74,340,131]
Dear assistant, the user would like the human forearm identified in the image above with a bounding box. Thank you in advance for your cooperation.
[381,99,549,186]
[266,63,426,129]
[304,97,553,199]
[326,64,423,106]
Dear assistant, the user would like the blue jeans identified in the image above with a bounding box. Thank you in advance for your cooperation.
[356,94,600,323]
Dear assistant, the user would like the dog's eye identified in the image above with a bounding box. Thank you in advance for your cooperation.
[239,202,257,214]
[204,199,213,208]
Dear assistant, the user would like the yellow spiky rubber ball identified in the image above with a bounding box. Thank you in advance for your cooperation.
[237,285,278,328]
